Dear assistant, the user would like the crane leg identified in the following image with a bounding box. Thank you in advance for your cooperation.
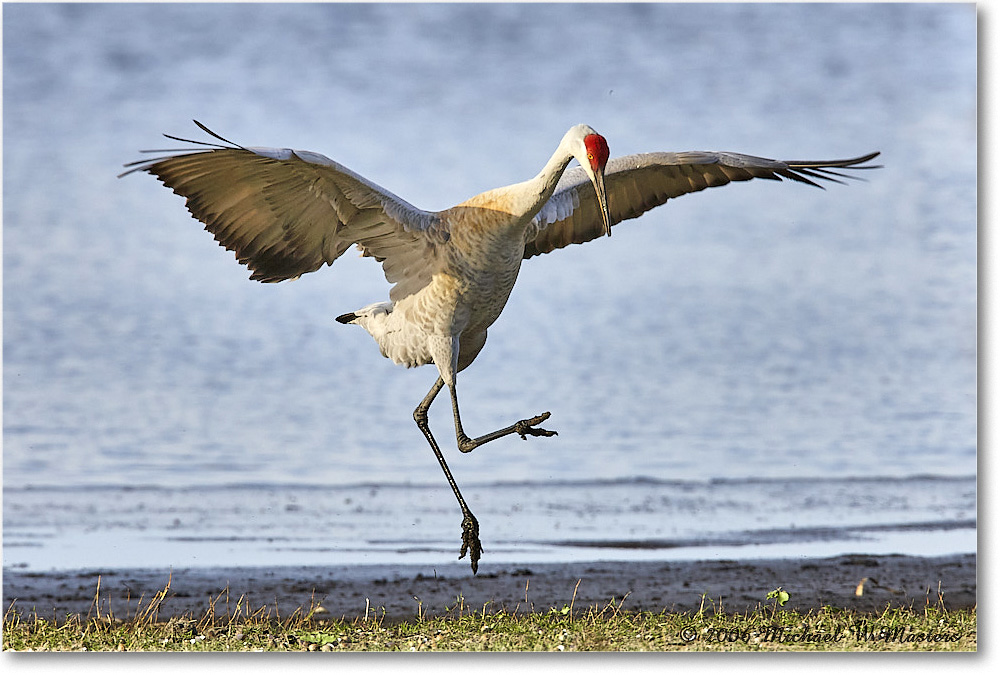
[447,381,557,454]
[412,375,557,574]
[413,377,483,574]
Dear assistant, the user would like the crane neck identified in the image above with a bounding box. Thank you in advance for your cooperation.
[456,144,573,226]
[451,134,577,228]
[535,146,575,200]
[505,142,575,222]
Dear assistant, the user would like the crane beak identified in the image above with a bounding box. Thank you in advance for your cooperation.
[593,168,611,237]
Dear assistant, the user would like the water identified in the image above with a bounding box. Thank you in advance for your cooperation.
[3,3,976,572]
[3,476,976,572]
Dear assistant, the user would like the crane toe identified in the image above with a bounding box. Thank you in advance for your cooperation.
[459,512,483,574]
[514,412,558,440]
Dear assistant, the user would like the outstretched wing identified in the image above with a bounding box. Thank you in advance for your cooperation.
[523,150,881,258]
[121,122,448,300]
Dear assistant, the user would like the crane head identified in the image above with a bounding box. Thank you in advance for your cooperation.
[567,125,612,238]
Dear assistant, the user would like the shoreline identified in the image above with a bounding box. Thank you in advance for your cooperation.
[3,553,975,622]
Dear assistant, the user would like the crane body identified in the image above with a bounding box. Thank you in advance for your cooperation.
[122,122,879,573]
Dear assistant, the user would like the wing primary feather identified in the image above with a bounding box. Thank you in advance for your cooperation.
[158,121,249,152]
[778,170,827,189]
[160,135,230,149]
[785,152,882,169]
[192,120,250,151]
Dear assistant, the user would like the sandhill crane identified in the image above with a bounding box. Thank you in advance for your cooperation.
[122,121,879,573]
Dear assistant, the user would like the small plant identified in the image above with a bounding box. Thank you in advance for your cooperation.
[765,587,790,620]
[767,588,790,607]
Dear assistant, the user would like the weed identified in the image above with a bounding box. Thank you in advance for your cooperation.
[3,578,976,652]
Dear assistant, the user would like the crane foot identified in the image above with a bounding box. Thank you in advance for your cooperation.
[459,512,483,575]
[515,412,558,440]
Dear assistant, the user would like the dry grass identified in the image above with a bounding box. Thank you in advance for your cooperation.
[3,576,976,652]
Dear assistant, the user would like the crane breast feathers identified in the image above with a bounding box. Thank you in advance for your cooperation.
[524,150,878,258]
[138,144,445,289]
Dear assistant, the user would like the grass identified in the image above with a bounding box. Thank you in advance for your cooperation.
[3,577,977,652]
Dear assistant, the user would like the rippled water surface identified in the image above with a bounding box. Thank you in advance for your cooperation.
[3,3,976,571]
[4,476,976,572]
